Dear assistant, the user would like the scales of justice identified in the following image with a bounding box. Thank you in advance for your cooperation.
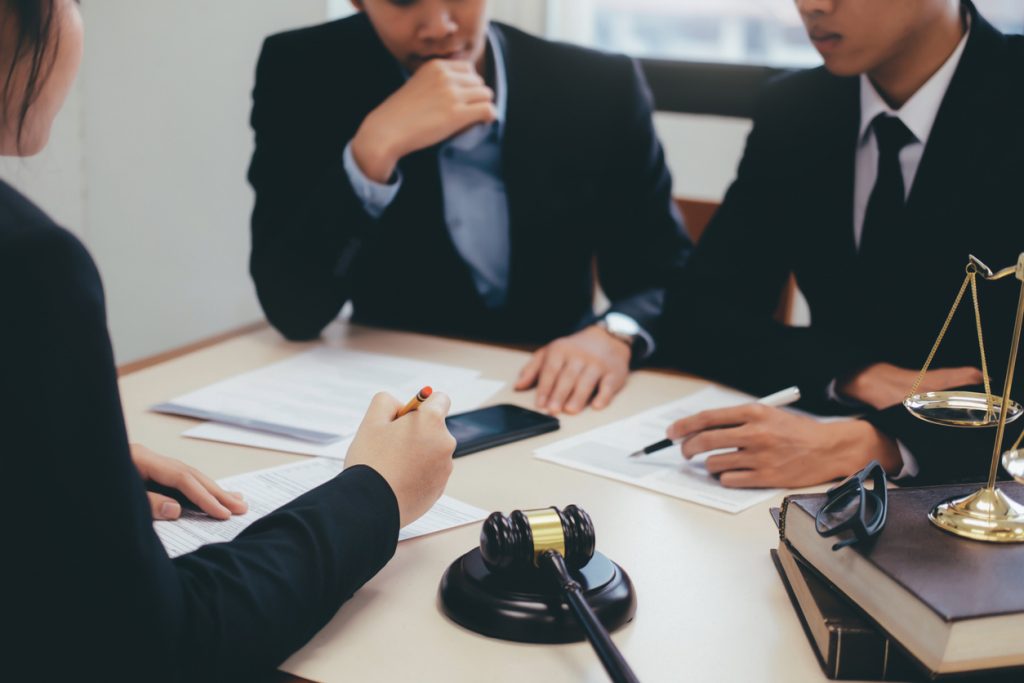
[903,252,1024,542]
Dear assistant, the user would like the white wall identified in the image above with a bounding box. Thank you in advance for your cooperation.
[79,2,329,363]
[655,113,749,201]
[2,2,328,364]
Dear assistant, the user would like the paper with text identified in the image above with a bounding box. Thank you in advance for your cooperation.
[182,378,506,458]
[534,386,841,513]
[155,458,487,558]
[152,348,484,443]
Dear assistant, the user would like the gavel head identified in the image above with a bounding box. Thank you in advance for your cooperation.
[479,505,596,573]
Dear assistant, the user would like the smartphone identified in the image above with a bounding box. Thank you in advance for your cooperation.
[445,404,560,457]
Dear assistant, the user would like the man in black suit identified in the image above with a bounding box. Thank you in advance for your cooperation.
[248,1,690,416]
[659,0,1023,487]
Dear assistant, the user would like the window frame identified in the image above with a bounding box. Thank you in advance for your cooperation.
[548,0,1023,119]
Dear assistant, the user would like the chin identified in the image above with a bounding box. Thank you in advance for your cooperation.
[820,56,870,78]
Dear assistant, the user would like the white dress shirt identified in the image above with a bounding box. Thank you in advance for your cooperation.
[853,26,970,248]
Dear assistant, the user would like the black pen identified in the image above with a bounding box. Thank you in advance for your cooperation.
[627,386,801,458]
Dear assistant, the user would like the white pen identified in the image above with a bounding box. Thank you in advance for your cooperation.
[626,385,801,458]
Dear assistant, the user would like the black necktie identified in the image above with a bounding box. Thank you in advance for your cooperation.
[859,114,916,260]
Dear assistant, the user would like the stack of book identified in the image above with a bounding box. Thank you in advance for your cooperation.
[771,483,1024,681]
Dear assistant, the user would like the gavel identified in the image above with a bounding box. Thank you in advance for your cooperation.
[480,506,640,683]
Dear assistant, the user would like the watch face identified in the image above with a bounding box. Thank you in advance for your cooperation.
[604,313,640,338]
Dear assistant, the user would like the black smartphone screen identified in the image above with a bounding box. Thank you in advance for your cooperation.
[445,404,560,457]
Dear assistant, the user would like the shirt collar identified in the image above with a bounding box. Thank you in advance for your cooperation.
[858,19,970,147]
[487,25,508,132]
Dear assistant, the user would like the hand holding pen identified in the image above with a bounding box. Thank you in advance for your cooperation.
[344,386,457,527]
[397,386,433,417]
[647,385,892,489]
[629,386,801,458]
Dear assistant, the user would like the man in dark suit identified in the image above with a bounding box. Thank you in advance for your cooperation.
[659,0,1023,487]
[248,1,691,416]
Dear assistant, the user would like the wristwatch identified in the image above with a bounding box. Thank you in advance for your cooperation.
[596,312,640,348]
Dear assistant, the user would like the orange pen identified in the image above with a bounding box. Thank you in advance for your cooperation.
[397,386,433,417]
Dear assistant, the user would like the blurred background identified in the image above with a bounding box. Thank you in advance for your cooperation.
[2,0,1020,364]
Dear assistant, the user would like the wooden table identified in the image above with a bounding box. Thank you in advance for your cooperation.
[119,322,833,683]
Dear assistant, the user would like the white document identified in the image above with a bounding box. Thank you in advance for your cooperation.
[534,386,839,514]
[155,457,487,558]
[153,347,485,443]
[182,378,506,459]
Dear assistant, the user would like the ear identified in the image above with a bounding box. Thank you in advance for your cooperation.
[350,0,366,12]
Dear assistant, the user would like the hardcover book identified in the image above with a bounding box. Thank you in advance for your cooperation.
[771,541,920,680]
[779,484,1024,678]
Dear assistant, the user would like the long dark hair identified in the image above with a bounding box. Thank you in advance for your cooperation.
[1,0,66,148]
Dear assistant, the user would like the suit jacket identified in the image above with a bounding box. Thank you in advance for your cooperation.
[660,4,1024,485]
[0,178,400,680]
[248,15,690,344]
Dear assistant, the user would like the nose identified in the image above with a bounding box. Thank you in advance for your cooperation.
[794,0,834,17]
[417,0,458,42]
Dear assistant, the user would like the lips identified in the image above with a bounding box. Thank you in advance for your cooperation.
[808,29,842,48]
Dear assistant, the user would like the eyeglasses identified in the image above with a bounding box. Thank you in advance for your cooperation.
[815,460,888,551]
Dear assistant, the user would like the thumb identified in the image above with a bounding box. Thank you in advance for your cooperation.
[148,492,182,521]
[362,392,402,425]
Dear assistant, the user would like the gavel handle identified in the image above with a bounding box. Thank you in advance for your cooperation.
[541,551,640,683]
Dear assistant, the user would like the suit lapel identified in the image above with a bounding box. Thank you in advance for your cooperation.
[493,24,551,315]
[799,75,860,281]
[904,7,1005,251]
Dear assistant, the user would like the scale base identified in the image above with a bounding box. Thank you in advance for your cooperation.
[929,487,1024,542]
[438,549,636,643]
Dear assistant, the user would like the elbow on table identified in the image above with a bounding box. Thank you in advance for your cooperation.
[267,313,327,342]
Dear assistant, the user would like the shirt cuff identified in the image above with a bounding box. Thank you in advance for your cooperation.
[634,322,656,360]
[826,378,867,408]
[343,140,402,219]
[893,440,920,480]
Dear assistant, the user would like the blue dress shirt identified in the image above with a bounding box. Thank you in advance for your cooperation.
[342,25,654,354]
[344,27,510,309]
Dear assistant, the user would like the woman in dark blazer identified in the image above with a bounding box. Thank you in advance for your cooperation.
[1,2,456,679]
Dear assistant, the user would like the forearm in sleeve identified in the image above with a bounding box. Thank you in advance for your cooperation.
[169,465,400,679]
[597,58,691,337]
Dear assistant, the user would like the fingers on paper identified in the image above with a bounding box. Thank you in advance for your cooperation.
[174,472,234,520]
[148,492,182,521]
[189,467,248,516]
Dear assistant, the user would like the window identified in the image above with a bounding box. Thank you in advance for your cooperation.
[548,0,1024,69]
